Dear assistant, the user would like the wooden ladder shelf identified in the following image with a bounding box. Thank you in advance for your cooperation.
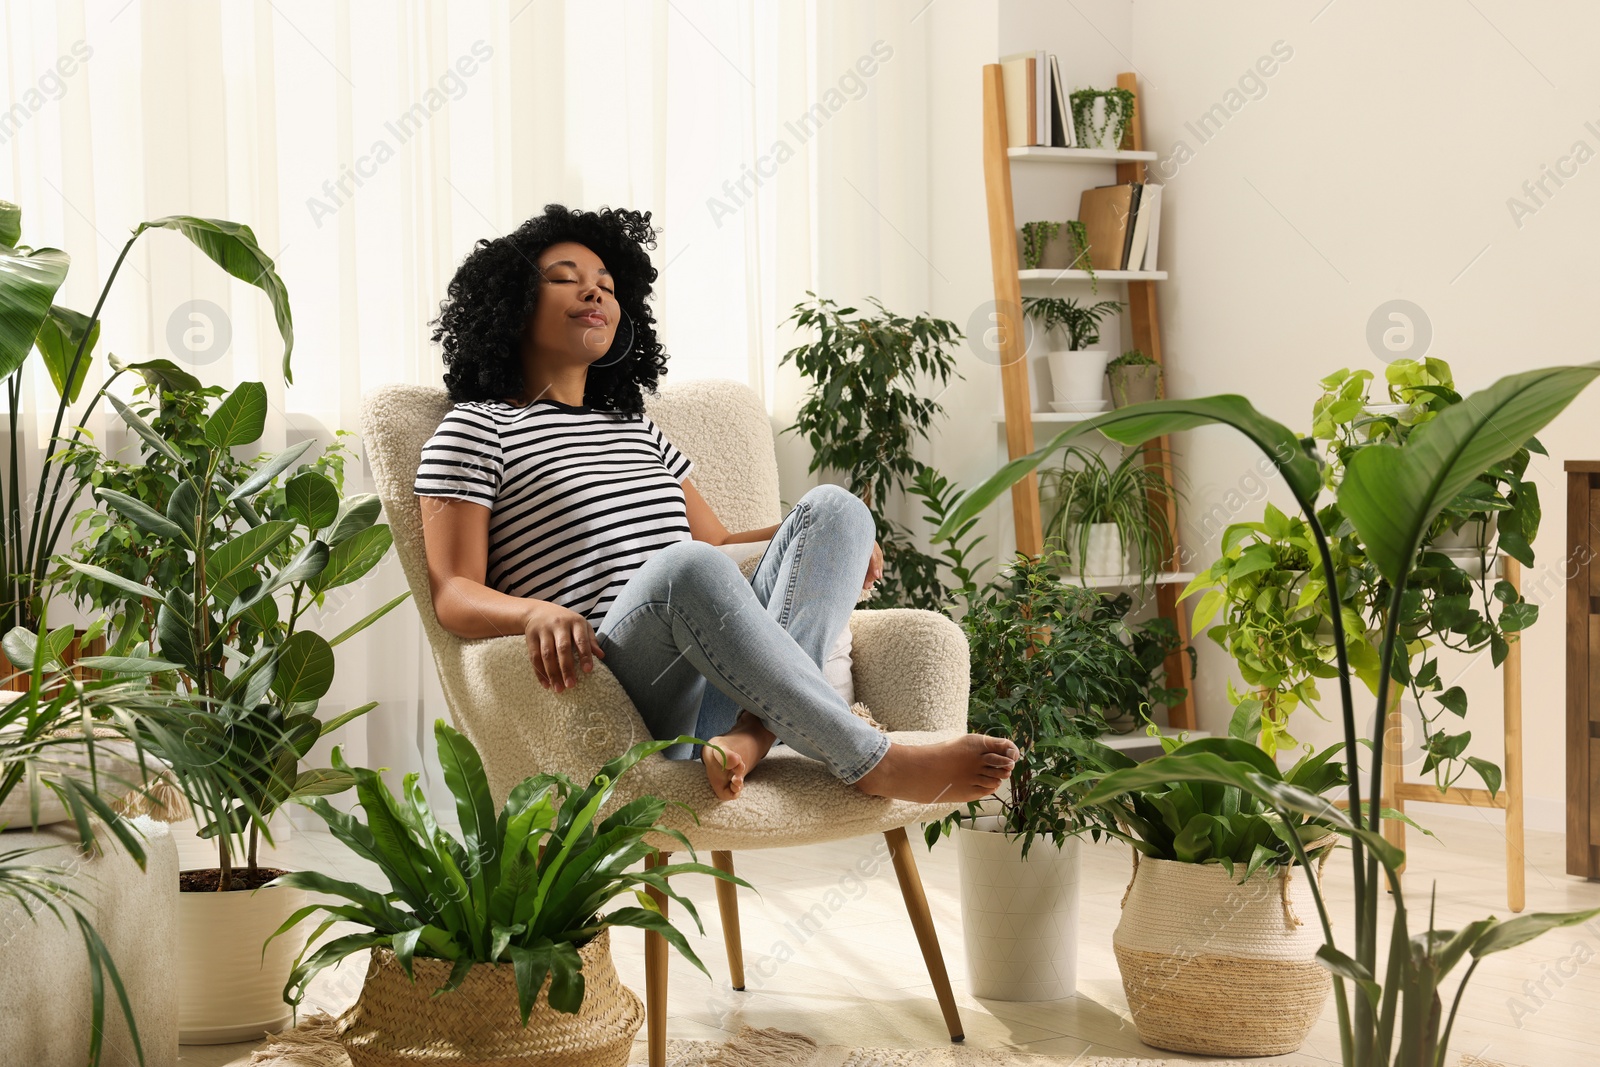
[980,65,1196,730]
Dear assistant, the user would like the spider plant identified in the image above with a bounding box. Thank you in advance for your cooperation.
[1039,445,1177,587]
[271,719,749,1022]
[936,367,1600,1067]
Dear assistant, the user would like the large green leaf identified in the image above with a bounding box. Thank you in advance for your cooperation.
[0,201,20,246]
[204,381,268,449]
[934,396,1323,541]
[135,216,294,382]
[436,720,501,930]
[226,439,315,502]
[1342,364,1600,583]
[328,592,410,647]
[58,559,159,605]
[108,352,203,394]
[34,305,98,401]
[205,521,295,600]
[227,540,330,621]
[1469,907,1600,958]
[106,395,184,465]
[285,471,339,530]
[0,242,68,381]
[95,489,191,543]
[310,525,392,592]
[270,631,335,704]
[322,493,381,545]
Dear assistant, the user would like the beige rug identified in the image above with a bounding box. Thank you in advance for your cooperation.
[246,1014,1281,1066]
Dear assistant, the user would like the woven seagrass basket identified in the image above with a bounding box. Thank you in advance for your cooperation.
[338,929,644,1067]
[1112,855,1331,1056]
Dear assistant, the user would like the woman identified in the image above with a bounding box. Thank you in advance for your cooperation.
[416,203,1016,803]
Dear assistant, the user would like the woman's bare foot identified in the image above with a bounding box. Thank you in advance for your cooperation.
[853,734,1019,804]
[702,711,778,800]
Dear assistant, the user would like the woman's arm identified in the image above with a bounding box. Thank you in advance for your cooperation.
[684,478,779,545]
[419,496,601,692]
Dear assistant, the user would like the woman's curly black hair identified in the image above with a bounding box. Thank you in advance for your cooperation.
[431,204,667,414]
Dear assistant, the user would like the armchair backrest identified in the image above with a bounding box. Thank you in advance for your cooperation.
[360,378,784,668]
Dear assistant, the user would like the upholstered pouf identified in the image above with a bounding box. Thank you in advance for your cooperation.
[0,816,179,1067]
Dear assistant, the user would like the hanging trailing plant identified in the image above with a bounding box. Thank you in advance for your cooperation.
[1070,87,1137,150]
[1020,220,1060,271]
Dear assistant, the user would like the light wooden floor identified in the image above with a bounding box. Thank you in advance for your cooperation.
[179,812,1600,1066]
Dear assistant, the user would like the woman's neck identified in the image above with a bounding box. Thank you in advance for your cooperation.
[518,365,587,407]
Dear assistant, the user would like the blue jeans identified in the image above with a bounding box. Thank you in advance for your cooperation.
[593,484,889,784]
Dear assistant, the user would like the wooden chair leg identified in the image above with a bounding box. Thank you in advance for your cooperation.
[644,850,670,1067]
[883,826,964,1043]
[711,850,746,990]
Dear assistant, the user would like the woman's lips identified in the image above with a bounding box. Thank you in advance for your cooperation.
[573,312,606,327]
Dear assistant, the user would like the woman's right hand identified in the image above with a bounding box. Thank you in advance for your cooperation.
[522,600,605,693]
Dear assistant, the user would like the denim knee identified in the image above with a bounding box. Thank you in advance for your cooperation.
[799,483,874,542]
[645,539,745,600]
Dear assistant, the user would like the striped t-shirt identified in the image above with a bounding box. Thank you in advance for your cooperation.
[413,397,695,627]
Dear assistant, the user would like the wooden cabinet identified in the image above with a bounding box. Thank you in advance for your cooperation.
[1567,461,1600,880]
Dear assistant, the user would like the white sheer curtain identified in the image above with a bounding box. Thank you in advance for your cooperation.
[1,0,938,800]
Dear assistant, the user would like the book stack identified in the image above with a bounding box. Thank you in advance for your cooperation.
[1076,182,1162,271]
[999,51,1073,147]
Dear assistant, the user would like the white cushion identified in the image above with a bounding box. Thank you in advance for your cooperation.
[715,540,854,704]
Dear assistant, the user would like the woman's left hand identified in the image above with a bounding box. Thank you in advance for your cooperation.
[863,540,884,590]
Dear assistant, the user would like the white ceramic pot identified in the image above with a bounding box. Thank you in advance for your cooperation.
[1113,857,1330,1056]
[1429,514,1498,578]
[1074,96,1127,150]
[1078,522,1127,579]
[177,876,307,1044]
[955,816,1081,1001]
[1046,349,1110,408]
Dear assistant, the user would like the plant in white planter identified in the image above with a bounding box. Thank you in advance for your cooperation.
[926,552,1139,1001]
[1022,296,1121,413]
[1069,86,1136,150]
[272,720,748,1067]
[1064,733,1347,1056]
[1040,445,1175,586]
[60,378,407,1044]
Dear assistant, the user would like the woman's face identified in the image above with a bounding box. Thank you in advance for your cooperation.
[527,241,618,367]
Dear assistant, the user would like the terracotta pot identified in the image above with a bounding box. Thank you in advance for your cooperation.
[1109,364,1161,408]
[339,929,644,1067]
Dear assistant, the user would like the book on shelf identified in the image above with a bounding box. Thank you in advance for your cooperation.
[1076,182,1165,271]
[1077,184,1136,271]
[1140,184,1164,270]
[1000,50,1076,148]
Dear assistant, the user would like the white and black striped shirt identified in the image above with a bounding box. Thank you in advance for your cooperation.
[414,397,695,627]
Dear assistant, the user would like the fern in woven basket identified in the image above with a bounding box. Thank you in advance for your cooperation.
[269,719,748,1023]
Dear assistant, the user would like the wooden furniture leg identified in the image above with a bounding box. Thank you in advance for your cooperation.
[1504,557,1526,912]
[884,826,964,1043]
[711,850,746,990]
[645,850,670,1067]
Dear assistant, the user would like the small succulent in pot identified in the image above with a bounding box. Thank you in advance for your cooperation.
[1106,349,1162,408]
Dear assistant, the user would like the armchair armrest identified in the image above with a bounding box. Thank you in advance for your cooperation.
[454,634,654,800]
[847,608,970,735]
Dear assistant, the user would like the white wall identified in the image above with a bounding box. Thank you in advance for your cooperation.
[911,0,1599,833]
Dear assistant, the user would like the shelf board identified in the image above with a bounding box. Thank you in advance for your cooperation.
[1056,570,1195,589]
[1020,268,1167,283]
[1100,729,1211,752]
[1008,146,1158,163]
[991,410,1107,424]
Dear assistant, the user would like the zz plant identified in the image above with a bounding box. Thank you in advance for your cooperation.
[938,366,1600,1067]
[60,381,406,890]
[272,720,748,1022]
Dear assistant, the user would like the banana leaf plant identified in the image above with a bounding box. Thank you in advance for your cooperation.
[0,605,280,1065]
[935,366,1600,1067]
[270,719,750,1022]
[0,199,294,633]
[59,381,406,891]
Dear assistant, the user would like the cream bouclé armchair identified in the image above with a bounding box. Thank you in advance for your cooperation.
[363,378,972,1065]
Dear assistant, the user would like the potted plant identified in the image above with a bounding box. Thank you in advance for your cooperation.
[938,365,1600,1067]
[924,552,1130,1001]
[1106,348,1161,407]
[0,607,277,1066]
[270,720,748,1067]
[0,200,291,671]
[1021,296,1122,412]
[1020,219,1092,275]
[1039,445,1175,584]
[781,293,967,611]
[1063,732,1345,1055]
[58,379,406,1044]
[1069,87,1136,150]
